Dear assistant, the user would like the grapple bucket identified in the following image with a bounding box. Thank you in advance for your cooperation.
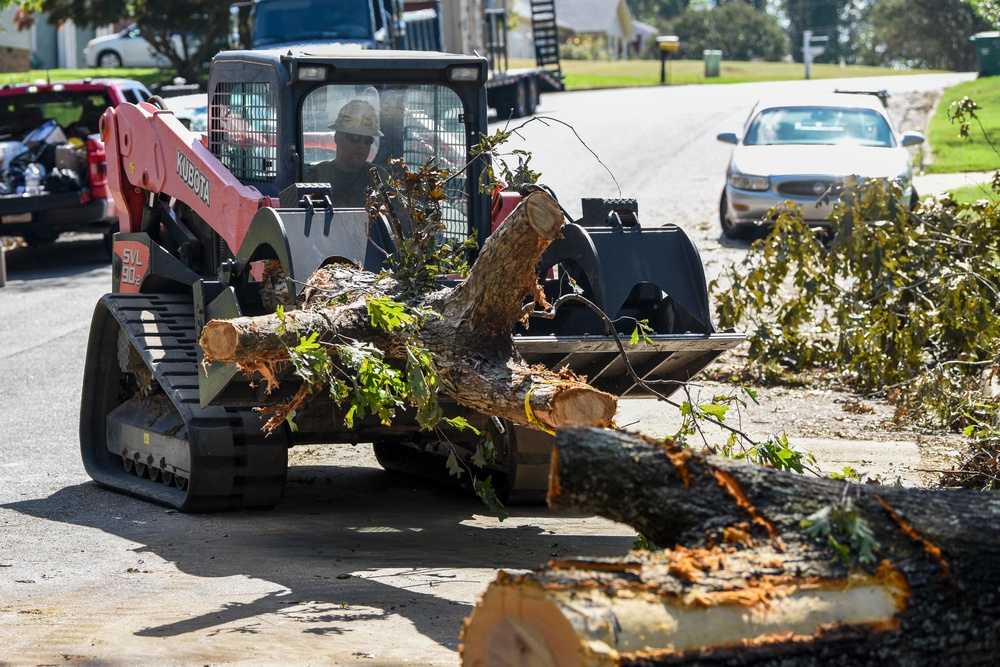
[515,198,743,396]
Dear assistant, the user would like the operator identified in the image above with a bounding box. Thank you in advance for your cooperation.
[304,98,388,208]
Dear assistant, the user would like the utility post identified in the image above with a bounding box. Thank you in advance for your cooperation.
[656,35,679,85]
[803,29,828,79]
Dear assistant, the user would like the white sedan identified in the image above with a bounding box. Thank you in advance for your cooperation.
[717,91,925,240]
[84,24,186,69]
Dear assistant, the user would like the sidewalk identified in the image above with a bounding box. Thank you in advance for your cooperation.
[913,170,996,196]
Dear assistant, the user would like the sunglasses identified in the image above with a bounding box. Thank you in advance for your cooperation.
[342,133,375,146]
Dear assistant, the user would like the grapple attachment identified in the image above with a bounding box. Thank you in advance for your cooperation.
[515,198,743,396]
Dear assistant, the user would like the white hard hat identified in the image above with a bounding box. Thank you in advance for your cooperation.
[329,99,383,137]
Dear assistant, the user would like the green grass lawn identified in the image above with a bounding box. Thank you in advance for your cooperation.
[6,59,937,91]
[949,182,1000,204]
[926,77,1000,174]
[508,58,948,88]
[0,68,185,89]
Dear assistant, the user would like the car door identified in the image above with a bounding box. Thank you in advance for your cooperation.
[122,26,163,67]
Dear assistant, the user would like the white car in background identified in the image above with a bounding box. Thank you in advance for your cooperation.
[84,24,185,69]
[716,91,925,240]
[165,93,208,133]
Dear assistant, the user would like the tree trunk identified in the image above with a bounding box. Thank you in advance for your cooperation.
[199,191,617,432]
[460,427,1000,666]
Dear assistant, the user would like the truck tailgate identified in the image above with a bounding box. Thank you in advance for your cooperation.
[0,191,83,217]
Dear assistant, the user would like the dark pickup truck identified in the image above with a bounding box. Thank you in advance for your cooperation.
[0,78,151,248]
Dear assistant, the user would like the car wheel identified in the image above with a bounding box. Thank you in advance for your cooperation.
[719,191,754,240]
[97,51,123,69]
[525,78,538,116]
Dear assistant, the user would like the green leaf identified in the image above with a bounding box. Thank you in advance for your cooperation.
[367,297,414,331]
[698,403,729,420]
[473,476,508,521]
[445,450,463,478]
[444,416,480,435]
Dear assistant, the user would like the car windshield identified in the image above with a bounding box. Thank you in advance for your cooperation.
[301,83,470,243]
[252,0,374,46]
[744,106,894,148]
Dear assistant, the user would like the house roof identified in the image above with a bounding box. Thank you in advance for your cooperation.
[512,0,634,38]
[553,0,633,37]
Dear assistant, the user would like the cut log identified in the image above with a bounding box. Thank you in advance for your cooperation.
[460,427,1000,665]
[199,191,616,432]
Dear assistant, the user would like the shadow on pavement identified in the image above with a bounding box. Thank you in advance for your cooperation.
[2,233,109,280]
[3,457,634,653]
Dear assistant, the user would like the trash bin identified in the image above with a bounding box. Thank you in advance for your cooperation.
[703,49,722,78]
[971,31,1000,77]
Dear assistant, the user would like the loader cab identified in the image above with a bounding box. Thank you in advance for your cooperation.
[206,47,492,246]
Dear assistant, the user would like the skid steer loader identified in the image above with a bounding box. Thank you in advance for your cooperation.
[79,46,743,512]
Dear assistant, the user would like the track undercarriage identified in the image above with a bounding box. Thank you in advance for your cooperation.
[79,293,558,509]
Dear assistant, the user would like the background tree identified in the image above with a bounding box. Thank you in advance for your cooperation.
[1,0,229,82]
[626,0,691,26]
[966,0,1000,27]
[864,0,988,70]
[669,1,790,61]
[782,0,852,63]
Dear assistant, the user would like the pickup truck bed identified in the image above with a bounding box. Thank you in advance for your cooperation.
[0,78,152,247]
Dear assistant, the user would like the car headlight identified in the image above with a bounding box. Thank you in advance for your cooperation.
[729,173,770,191]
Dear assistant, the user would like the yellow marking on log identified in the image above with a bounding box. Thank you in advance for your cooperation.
[524,384,557,435]
[711,468,779,537]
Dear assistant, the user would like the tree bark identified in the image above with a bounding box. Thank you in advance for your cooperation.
[199,191,617,432]
[460,427,1000,666]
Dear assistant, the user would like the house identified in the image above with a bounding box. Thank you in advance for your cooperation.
[554,0,634,60]
[0,9,106,72]
[508,0,635,61]
[0,8,32,72]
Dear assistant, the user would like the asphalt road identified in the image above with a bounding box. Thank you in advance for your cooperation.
[0,71,976,666]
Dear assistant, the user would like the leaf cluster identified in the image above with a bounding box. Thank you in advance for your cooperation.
[372,157,478,296]
[670,381,818,475]
[471,127,541,193]
[801,498,881,567]
[713,176,1000,436]
[270,156,507,515]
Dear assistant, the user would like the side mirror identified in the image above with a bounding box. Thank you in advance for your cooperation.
[717,132,738,145]
[900,130,925,147]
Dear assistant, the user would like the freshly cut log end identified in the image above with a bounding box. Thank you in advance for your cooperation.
[461,560,910,667]
[525,191,564,240]
[526,382,618,432]
[200,320,241,362]
[549,386,617,428]
[460,574,596,667]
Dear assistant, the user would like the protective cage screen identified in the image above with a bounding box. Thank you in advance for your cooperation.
[209,81,278,184]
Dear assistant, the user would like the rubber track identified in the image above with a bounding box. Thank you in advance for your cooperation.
[105,293,286,511]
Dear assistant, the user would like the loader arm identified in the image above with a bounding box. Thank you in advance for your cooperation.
[100,100,274,254]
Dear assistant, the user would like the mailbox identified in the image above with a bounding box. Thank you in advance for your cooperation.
[657,36,680,53]
[656,36,680,85]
